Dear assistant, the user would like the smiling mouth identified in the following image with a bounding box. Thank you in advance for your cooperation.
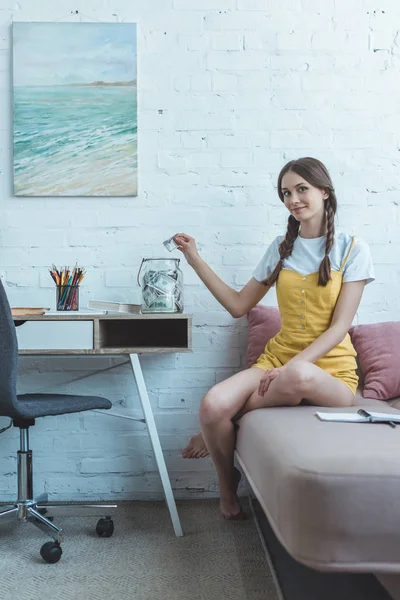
[293,207,306,213]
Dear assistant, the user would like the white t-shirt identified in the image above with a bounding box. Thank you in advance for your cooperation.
[252,230,375,285]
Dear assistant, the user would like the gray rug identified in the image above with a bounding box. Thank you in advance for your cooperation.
[0,499,279,600]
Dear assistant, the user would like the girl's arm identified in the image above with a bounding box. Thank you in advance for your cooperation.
[288,280,366,365]
[174,233,270,318]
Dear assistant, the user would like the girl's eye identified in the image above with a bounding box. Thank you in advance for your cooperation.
[283,191,290,197]
[299,187,308,192]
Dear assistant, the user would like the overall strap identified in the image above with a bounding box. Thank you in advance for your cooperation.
[339,236,356,272]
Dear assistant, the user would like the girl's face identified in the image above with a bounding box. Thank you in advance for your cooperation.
[281,170,329,223]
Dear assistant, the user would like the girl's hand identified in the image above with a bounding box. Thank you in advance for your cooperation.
[173,233,201,267]
[258,365,286,396]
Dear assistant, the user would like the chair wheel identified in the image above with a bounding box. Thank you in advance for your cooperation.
[40,541,62,563]
[96,517,114,537]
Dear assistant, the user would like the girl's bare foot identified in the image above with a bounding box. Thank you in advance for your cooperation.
[181,432,209,459]
[220,467,246,520]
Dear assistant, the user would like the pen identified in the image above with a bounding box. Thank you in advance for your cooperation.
[357,409,397,428]
[357,409,372,421]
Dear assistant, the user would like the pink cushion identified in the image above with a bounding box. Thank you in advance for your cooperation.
[349,322,400,401]
[246,305,281,368]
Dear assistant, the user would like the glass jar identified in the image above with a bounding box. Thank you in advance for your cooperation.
[56,284,79,311]
[137,258,183,313]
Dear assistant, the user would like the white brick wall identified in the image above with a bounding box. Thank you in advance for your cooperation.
[0,0,399,500]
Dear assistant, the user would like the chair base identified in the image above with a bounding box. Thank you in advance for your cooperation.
[0,426,117,562]
[0,494,117,543]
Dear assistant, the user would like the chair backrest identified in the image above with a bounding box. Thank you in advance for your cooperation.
[0,279,19,416]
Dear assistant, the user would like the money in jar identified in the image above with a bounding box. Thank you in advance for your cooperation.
[137,258,183,313]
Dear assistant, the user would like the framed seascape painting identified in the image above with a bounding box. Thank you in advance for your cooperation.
[13,22,137,196]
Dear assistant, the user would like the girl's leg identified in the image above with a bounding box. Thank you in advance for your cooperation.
[182,360,355,459]
[198,363,322,517]
[181,361,299,459]
[195,368,263,517]
[240,359,355,416]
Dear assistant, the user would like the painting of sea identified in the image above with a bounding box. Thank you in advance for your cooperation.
[13,22,137,196]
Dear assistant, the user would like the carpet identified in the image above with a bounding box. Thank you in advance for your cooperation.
[0,498,279,600]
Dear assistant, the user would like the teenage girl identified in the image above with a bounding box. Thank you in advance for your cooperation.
[176,157,374,519]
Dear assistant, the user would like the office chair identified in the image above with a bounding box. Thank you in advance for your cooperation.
[0,280,117,563]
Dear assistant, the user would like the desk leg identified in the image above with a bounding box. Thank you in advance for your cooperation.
[129,354,183,537]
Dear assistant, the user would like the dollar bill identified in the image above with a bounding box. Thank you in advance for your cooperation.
[151,296,175,311]
[163,235,179,252]
[142,285,158,307]
[150,272,176,294]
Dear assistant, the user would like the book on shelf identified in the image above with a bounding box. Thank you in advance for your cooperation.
[87,300,141,314]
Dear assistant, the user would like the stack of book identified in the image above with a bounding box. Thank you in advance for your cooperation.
[87,300,141,314]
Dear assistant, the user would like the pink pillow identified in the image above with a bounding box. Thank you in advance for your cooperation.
[246,305,281,368]
[349,322,400,401]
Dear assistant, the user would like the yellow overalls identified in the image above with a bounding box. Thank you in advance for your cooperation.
[251,236,358,394]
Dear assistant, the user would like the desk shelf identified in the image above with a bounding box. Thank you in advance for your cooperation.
[14,313,192,356]
[95,316,190,354]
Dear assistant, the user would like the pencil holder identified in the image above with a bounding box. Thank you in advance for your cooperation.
[56,285,79,311]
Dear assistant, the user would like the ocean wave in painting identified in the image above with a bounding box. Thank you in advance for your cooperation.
[14,85,137,196]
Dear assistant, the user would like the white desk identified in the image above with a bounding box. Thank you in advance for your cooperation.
[13,312,193,537]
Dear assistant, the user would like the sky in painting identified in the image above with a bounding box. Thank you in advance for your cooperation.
[13,22,137,87]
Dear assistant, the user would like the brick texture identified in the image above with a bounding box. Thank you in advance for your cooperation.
[0,0,399,500]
